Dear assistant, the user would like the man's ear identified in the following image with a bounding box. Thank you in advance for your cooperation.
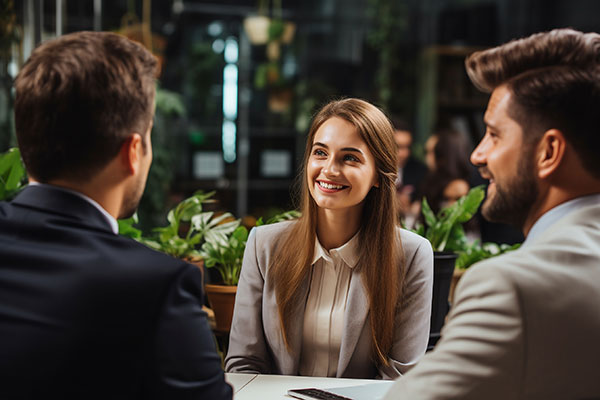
[537,129,566,179]
[120,133,143,176]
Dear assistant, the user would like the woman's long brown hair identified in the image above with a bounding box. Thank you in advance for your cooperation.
[269,98,405,367]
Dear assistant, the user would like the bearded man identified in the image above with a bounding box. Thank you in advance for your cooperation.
[384,28,600,400]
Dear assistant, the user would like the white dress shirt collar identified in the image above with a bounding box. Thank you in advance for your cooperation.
[524,193,600,246]
[28,182,119,235]
[312,231,360,268]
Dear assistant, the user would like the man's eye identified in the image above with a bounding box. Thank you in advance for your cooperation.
[487,130,498,139]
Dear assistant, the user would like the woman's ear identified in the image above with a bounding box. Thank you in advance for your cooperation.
[537,129,566,180]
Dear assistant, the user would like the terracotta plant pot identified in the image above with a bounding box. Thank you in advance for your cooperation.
[205,284,237,333]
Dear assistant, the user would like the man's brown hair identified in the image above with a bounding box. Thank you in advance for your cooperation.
[14,31,158,182]
[465,28,600,177]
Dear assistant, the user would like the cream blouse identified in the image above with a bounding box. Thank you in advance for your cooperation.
[298,233,359,377]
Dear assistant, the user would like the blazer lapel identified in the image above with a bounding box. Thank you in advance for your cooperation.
[337,269,369,375]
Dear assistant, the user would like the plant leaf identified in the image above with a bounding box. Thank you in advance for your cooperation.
[421,197,436,228]
[265,210,301,224]
[456,185,485,223]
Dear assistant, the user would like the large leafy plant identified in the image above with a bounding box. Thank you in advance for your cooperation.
[143,191,240,260]
[0,147,26,201]
[414,185,485,252]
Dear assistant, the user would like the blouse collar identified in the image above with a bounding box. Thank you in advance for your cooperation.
[311,231,360,268]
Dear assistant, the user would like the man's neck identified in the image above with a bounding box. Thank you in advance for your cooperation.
[40,178,123,220]
[523,185,600,236]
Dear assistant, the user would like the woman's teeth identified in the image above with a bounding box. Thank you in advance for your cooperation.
[319,181,344,190]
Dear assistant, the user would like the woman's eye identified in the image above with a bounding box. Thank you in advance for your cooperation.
[343,154,359,162]
[313,149,327,157]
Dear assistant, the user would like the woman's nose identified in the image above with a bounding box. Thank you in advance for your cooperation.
[322,158,340,176]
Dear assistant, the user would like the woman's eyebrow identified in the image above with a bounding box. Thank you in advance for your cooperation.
[312,142,363,154]
[341,147,363,154]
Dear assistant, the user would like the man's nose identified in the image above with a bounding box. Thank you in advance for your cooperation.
[470,139,487,166]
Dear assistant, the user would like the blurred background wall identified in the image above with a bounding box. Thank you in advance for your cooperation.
[2,0,600,233]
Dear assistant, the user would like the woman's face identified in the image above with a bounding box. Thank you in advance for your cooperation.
[307,117,378,214]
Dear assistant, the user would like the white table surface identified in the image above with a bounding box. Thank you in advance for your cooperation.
[225,373,391,399]
[225,372,258,394]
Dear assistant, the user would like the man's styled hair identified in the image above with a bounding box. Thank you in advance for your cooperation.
[465,28,600,178]
[14,31,158,182]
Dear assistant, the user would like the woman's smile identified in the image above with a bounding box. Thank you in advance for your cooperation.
[316,180,348,192]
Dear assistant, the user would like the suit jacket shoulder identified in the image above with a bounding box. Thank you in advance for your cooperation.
[384,203,600,400]
[0,186,232,400]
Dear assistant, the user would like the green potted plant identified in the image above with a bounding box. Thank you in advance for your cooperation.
[413,185,484,347]
[199,225,248,332]
[198,209,301,332]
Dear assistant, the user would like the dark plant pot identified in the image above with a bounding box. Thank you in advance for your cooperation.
[428,251,458,350]
[205,284,237,333]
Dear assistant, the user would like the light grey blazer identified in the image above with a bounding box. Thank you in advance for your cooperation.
[384,202,600,399]
[225,221,433,379]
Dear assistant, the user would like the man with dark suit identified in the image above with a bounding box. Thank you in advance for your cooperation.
[384,28,600,399]
[0,32,232,399]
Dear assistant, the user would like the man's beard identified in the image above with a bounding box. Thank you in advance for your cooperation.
[481,151,539,229]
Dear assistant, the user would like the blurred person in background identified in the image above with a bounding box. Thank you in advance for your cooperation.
[390,117,427,220]
[404,128,473,230]
[421,128,472,215]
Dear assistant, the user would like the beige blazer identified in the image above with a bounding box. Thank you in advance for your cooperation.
[225,221,433,379]
[384,203,600,399]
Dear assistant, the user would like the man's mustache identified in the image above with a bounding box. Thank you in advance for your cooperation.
[477,166,493,180]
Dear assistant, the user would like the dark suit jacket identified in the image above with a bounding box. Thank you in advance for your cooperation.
[0,185,232,400]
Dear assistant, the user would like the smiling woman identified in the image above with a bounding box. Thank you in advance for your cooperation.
[225,98,434,379]
[307,117,379,227]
